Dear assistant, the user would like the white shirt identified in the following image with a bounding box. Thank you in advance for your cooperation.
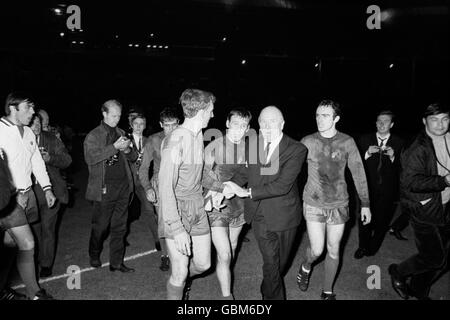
[265,133,283,164]
[365,133,394,162]
[0,117,51,192]
[133,133,143,151]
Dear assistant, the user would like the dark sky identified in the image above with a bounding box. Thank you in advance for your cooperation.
[0,1,448,137]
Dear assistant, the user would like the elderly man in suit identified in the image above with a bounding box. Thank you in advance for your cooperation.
[84,100,137,273]
[355,110,404,259]
[29,113,72,278]
[226,106,307,300]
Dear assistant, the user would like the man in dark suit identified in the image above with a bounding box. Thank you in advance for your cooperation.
[226,106,307,300]
[84,100,137,273]
[29,113,72,277]
[126,113,160,251]
[355,110,404,258]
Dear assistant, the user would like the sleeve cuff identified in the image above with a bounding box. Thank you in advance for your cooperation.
[42,185,52,192]
[361,200,370,208]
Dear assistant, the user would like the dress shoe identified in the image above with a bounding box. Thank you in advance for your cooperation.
[40,267,53,278]
[109,264,135,273]
[388,264,409,299]
[90,257,102,268]
[389,229,408,241]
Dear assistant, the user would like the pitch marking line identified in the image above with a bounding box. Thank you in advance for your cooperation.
[12,249,158,290]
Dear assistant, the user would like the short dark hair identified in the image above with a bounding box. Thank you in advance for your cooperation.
[29,112,42,127]
[101,99,122,113]
[179,89,216,118]
[318,99,341,118]
[4,92,35,115]
[423,103,450,118]
[378,110,395,122]
[130,113,146,125]
[227,108,252,123]
[160,107,180,123]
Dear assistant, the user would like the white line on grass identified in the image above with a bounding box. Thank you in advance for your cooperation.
[12,249,158,290]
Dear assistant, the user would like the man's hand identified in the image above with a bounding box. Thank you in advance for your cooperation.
[445,174,450,186]
[204,190,226,211]
[173,231,191,256]
[367,146,380,155]
[45,190,57,208]
[383,146,395,159]
[113,136,131,151]
[222,183,236,199]
[223,181,250,198]
[16,193,28,209]
[146,188,156,203]
[41,150,51,163]
[361,207,372,225]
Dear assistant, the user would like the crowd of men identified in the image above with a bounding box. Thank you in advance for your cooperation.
[0,89,449,300]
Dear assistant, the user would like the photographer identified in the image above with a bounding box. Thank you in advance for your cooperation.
[355,110,404,259]
[84,100,137,273]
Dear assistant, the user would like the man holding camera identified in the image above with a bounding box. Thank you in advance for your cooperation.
[355,110,404,258]
[84,100,137,272]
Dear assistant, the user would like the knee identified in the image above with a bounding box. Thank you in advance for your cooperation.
[171,265,189,285]
[309,246,323,258]
[217,251,232,265]
[195,261,211,273]
[19,237,35,251]
[326,244,340,259]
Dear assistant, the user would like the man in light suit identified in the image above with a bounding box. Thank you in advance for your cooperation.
[227,106,307,300]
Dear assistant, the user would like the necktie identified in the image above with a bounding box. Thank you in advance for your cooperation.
[138,137,142,152]
[264,142,271,163]
[377,137,387,184]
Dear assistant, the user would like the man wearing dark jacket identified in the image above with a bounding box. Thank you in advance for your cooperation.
[227,106,307,300]
[84,100,137,272]
[355,110,404,258]
[389,103,450,300]
[30,113,72,278]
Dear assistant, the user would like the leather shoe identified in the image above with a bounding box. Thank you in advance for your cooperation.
[389,229,408,241]
[354,248,369,259]
[388,264,409,299]
[109,264,135,273]
[90,257,102,268]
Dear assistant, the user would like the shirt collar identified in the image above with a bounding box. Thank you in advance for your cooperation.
[266,133,283,149]
[376,132,390,142]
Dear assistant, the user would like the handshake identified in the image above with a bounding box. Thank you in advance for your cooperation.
[204,181,250,212]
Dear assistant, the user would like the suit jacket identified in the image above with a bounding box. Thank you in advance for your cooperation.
[84,123,137,202]
[237,133,307,232]
[358,133,404,198]
[36,131,72,204]
[129,135,148,187]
